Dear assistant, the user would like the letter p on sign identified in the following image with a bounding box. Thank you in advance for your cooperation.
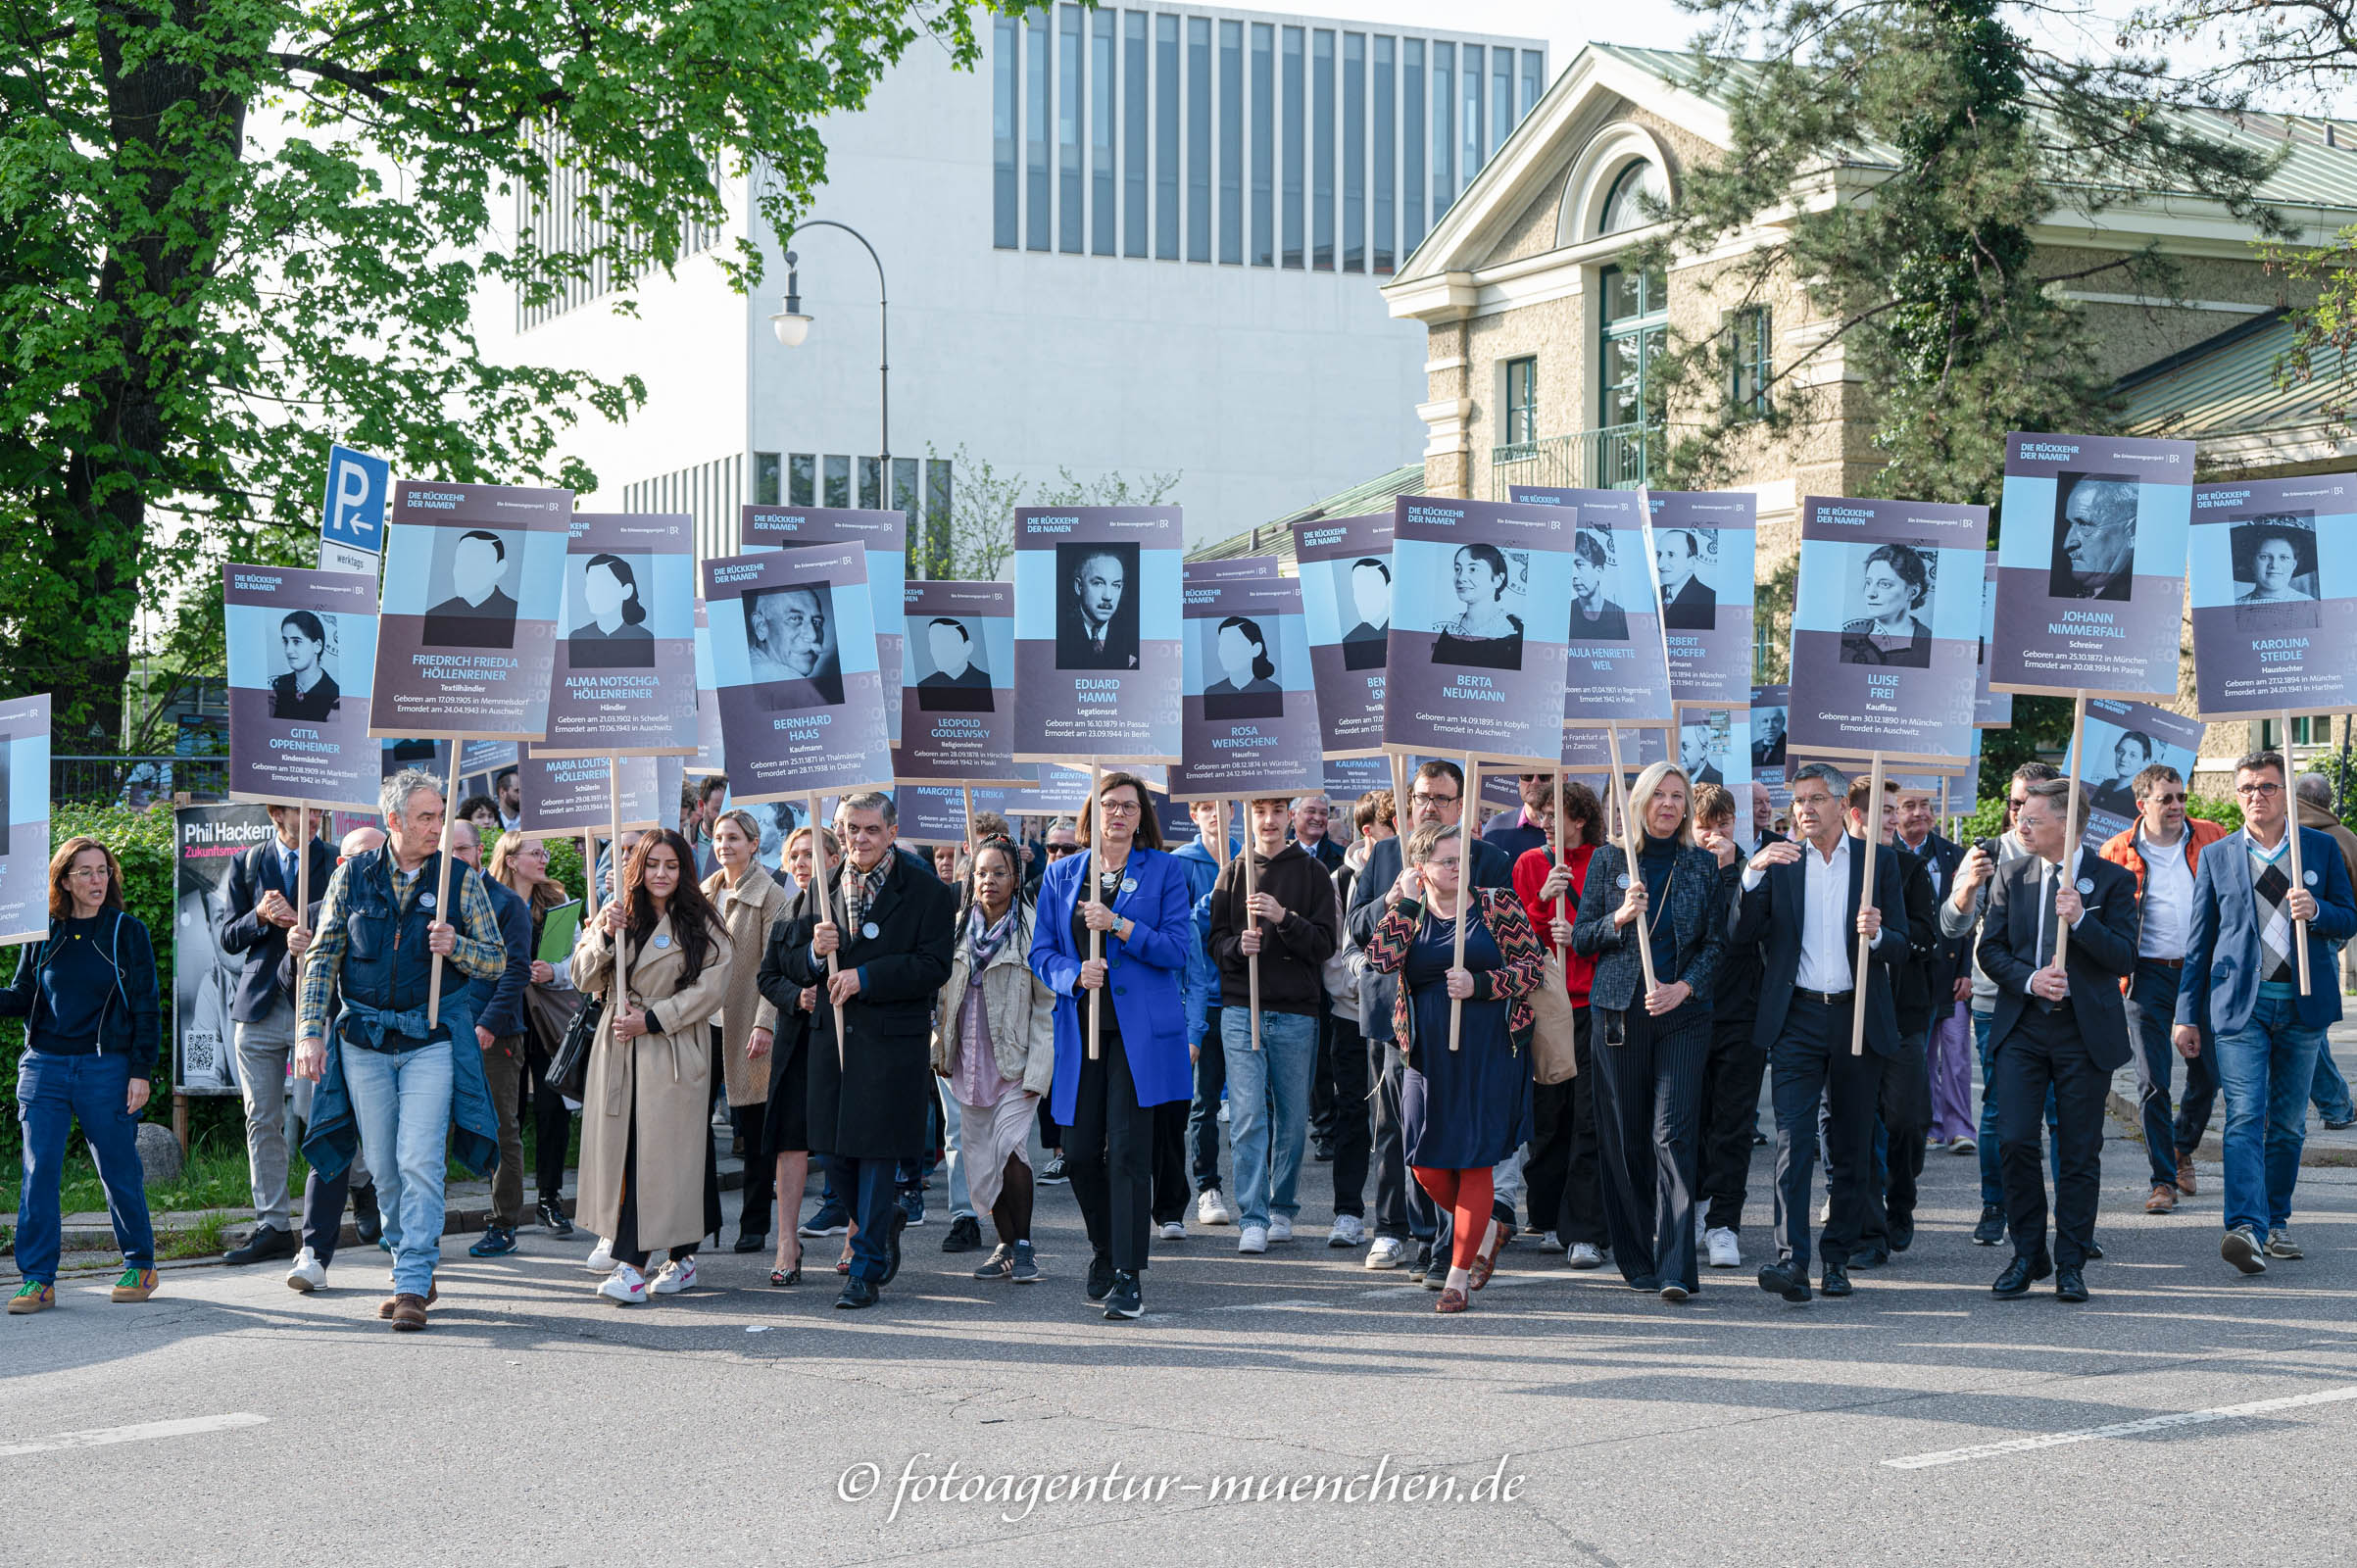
[319,442,390,576]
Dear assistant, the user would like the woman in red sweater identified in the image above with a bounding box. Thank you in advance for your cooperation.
[1512,777,1611,1268]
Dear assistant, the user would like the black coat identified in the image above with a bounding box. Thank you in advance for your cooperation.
[219,836,339,1024]
[1734,835,1912,1056]
[761,845,955,1159]
[1977,851,2138,1071]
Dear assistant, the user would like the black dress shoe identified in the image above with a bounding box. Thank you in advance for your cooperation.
[1409,1244,1434,1283]
[466,1225,516,1257]
[1758,1259,1812,1303]
[1820,1262,1852,1297]
[1889,1217,1915,1252]
[733,1232,767,1254]
[1971,1204,2005,1246]
[224,1224,296,1265]
[877,1205,909,1286]
[1103,1270,1143,1319]
[1992,1253,2052,1298]
[535,1198,573,1237]
[2086,1239,2103,1260]
[352,1187,383,1247]
[1086,1252,1115,1301]
[835,1277,879,1309]
[1850,1244,1888,1270]
[2054,1265,2088,1302]
[941,1214,982,1253]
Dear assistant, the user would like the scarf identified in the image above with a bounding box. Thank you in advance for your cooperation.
[964,902,1018,983]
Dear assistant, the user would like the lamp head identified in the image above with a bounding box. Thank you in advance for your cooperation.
[770,249,811,348]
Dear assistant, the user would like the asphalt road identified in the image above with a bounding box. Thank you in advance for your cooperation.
[11,1128,2357,1566]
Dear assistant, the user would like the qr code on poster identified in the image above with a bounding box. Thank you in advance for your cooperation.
[183,1030,221,1080]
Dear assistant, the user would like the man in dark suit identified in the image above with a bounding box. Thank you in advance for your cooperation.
[421,529,520,648]
[1751,710,1788,768]
[1055,548,1139,670]
[1840,777,1939,1267]
[1977,778,2137,1300]
[218,806,339,1265]
[1655,528,1717,630]
[1733,761,1909,1302]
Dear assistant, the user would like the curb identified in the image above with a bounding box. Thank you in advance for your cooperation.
[2104,1089,2357,1168]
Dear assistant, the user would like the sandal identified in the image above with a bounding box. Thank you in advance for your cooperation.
[1436,1286,1470,1314]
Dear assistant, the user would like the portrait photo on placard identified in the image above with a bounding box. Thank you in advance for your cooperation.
[1654,525,1719,631]
[913,614,995,711]
[1055,541,1141,671]
[2230,514,2321,630]
[566,550,657,668]
[2084,723,2161,819]
[744,580,844,706]
[1679,711,1732,786]
[1750,702,1788,767]
[2047,471,2140,603]
[1337,555,1393,670]
[1423,540,1530,670]
[420,526,523,649]
[268,609,343,721]
[1568,527,1632,642]
[1840,541,1939,668]
[1200,612,1286,720]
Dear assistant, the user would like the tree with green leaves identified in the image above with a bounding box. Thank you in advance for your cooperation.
[920,444,1182,581]
[1,0,1021,749]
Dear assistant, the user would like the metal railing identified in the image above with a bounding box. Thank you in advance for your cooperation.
[54,755,229,807]
[1490,422,1653,498]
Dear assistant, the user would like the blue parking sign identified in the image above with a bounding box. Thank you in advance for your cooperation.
[319,442,390,573]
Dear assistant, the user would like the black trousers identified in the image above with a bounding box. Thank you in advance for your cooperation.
[1369,1034,1438,1242]
[1327,1012,1372,1219]
[612,1089,722,1270]
[1307,1007,1339,1146]
[1592,1004,1710,1292]
[299,1163,352,1263]
[1523,1007,1607,1246]
[1864,1033,1932,1245]
[1697,1010,1767,1234]
[1769,995,1886,1271]
[734,1103,774,1238]
[1993,1008,2108,1269]
[1187,1004,1228,1193]
[524,1037,573,1203]
[1067,1024,1157,1272]
[1150,1101,1190,1224]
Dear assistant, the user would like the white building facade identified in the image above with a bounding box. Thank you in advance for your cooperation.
[480,5,1547,560]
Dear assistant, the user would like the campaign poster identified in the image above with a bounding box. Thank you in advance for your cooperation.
[741,505,908,747]
[2188,473,2357,719]
[536,513,698,758]
[1012,506,1184,764]
[1990,431,2197,699]
[703,544,893,803]
[1751,683,1791,814]
[1974,560,2012,728]
[1173,576,1323,802]
[371,480,571,740]
[1788,496,1986,766]
[898,580,1023,786]
[514,746,676,839]
[0,695,50,944]
[1293,512,1394,759]
[1508,485,1677,733]
[221,565,380,811]
[688,600,725,775]
[2064,699,2205,851]
[1184,556,1281,583]
[1383,495,1576,768]
[172,803,275,1096]
[1650,491,1756,707]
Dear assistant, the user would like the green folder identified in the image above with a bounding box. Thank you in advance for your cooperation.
[537,899,583,962]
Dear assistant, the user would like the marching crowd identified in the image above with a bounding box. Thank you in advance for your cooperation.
[10,749,2357,1326]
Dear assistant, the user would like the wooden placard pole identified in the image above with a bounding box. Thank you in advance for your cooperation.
[1850,751,1887,1056]
[610,763,629,1011]
[1447,755,1477,1053]
[809,792,847,1067]
[1554,768,1577,1079]
[2282,708,2313,996]
[2055,691,2088,977]
[294,805,311,938]
[425,741,463,1027]
[581,832,597,913]
[1605,726,1659,997]
[1086,759,1103,1061]
[961,785,975,856]
[1243,798,1262,1052]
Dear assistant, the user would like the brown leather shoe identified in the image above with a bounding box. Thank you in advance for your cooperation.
[376,1283,438,1319]
[387,1293,429,1331]
[2145,1183,2178,1215]
[2174,1152,2197,1195]
[1436,1286,1470,1314]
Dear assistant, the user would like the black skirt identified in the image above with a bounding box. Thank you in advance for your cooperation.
[761,1008,812,1153]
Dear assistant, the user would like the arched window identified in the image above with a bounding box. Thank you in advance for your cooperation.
[1597,161,1661,235]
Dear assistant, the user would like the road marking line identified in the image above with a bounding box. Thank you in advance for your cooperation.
[1884,1385,2357,1469]
[0,1413,269,1459]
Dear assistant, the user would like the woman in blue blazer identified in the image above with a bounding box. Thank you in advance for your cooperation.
[1029,771,1193,1320]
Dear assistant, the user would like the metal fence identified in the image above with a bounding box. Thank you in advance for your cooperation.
[54,755,229,807]
[1489,423,1652,498]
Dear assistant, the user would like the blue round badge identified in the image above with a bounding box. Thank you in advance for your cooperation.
[654,932,670,950]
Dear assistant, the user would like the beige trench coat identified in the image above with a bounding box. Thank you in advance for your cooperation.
[931,925,1057,1101]
[573,910,732,1250]
[702,862,788,1106]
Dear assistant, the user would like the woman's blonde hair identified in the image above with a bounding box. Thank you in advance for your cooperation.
[1401,820,1461,867]
[1624,761,1696,849]
[487,831,569,913]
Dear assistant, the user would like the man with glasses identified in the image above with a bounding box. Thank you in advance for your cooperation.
[2176,751,2356,1275]
[1482,773,1552,864]
[2097,763,2230,1213]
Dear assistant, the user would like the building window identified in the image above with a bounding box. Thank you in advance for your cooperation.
[1025,11,1051,251]
[1090,10,1114,256]
[788,454,815,507]
[1251,23,1274,266]
[1124,13,1147,258]
[1492,45,1512,162]
[754,452,782,507]
[1729,305,1772,417]
[1430,42,1452,216]
[823,454,851,510]
[1599,262,1667,432]
[1461,44,1484,187]
[858,456,882,511]
[1373,35,1395,273]
[1219,20,1243,265]
[1311,29,1334,270]
[1155,14,1180,261]
[1599,160,1660,235]
[1503,357,1538,448]
[1402,39,1424,253]
[1281,25,1304,269]
[1520,50,1542,121]
[2267,715,2333,749]
[1188,17,1211,263]
[1057,6,1082,253]
[993,18,1018,249]
[1343,32,1365,273]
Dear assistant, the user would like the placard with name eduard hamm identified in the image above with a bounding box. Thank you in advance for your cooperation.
[1990,431,2195,699]
[224,565,380,811]
[898,580,1024,786]
[1788,496,1986,766]
[1174,576,1323,802]
[703,544,894,803]
[0,694,51,945]
[740,505,908,746]
[1013,506,1184,764]
[372,480,572,740]
[2188,472,2357,719]
[1386,495,1577,768]
[1508,485,1677,732]
[537,512,697,758]
[1293,512,1394,759]
[1651,490,1756,708]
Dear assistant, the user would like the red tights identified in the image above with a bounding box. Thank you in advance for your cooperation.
[1411,1166,1495,1272]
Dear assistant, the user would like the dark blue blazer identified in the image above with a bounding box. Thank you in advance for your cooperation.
[1733,834,1911,1056]
[219,836,338,1024]
[1570,840,1726,1014]
[1030,845,1195,1121]
[2178,825,2357,1036]
[1977,851,2138,1070]
[465,875,535,1040]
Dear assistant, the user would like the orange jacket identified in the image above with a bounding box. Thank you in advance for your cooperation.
[2097,816,2231,989]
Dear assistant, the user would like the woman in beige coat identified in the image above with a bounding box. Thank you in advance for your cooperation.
[703,808,790,1255]
[933,836,1056,1284]
[574,829,733,1306]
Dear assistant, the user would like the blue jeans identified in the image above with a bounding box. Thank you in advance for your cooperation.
[1976,1011,2057,1207]
[2310,1044,2353,1124]
[2124,959,2219,1187]
[938,1088,976,1219]
[14,1052,155,1286]
[2212,989,2327,1236]
[1220,1008,1318,1231]
[342,1037,457,1297]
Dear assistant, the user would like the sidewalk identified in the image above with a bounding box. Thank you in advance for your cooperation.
[2106,1017,2357,1168]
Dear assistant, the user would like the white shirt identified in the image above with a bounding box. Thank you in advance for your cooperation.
[2136,830,2192,960]
[2027,849,2090,988]
[1797,835,1855,992]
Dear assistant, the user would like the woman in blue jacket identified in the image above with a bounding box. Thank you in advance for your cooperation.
[1029,771,1193,1320]
[6,837,163,1314]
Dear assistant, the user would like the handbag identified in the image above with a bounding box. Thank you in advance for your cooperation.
[1527,952,1580,1085]
[545,988,604,1102]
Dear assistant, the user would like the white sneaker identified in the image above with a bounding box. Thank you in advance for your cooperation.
[597,1262,648,1304]
[284,1247,326,1293]
[1158,1220,1186,1241]
[1267,1213,1295,1244]
[1195,1188,1233,1226]
[1694,1208,1709,1246]
[1238,1225,1268,1254]
[649,1256,698,1295]
[1365,1235,1407,1269]
[1816,1198,1831,1226]
[1705,1227,1743,1269]
[585,1237,614,1272]
[1566,1241,1603,1269]
[1328,1214,1366,1248]
[1217,1102,1229,1123]
[1540,1231,1560,1250]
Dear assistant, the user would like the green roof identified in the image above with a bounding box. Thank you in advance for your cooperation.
[1185,463,1427,567]
[2117,308,2353,450]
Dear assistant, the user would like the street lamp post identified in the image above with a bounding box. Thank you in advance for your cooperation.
[771,220,890,521]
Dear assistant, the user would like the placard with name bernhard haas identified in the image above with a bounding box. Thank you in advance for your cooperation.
[222,564,381,811]
[1990,431,2196,699]
[536,512,698,759]
[1788,495,1986,766]
[741,505,908,747]
[703,543,893,803]
[372,480,572,740]
[688,598,724,774]
[899,581,1024,786]
[1974,559,2011,728]
[2064,698,2205,851]
[1650,490,1756,708]
[1013,505,1184,764]
[1384,495,1577,769]
[513,746,675,839]
[1173,576,1323,802]
[1292,512,1394,759]
[0,694,50,945]
[1507,485,1676,734]
[2188,472,2357,719]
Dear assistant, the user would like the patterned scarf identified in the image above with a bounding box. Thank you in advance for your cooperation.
[964,902,1018,984]
[843,852,892,935]
[2249,831,2295,983]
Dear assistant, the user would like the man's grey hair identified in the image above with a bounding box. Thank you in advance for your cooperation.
[1792,761,1848,795]
[2068,477,2138,530]
[2296,771,2334,808]
[1290,793,1331,810]
[2022,776,2089,824]
[381,767,441,824]
[836,790,897,826]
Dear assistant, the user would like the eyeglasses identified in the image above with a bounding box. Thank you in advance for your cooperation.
[2235,781,2283,798]
[1409,790,1458,807]
[1097,800,1143,818]
[1044,843,1080,858]
[2147,792,2187,807]
[2006,796,2028,812]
